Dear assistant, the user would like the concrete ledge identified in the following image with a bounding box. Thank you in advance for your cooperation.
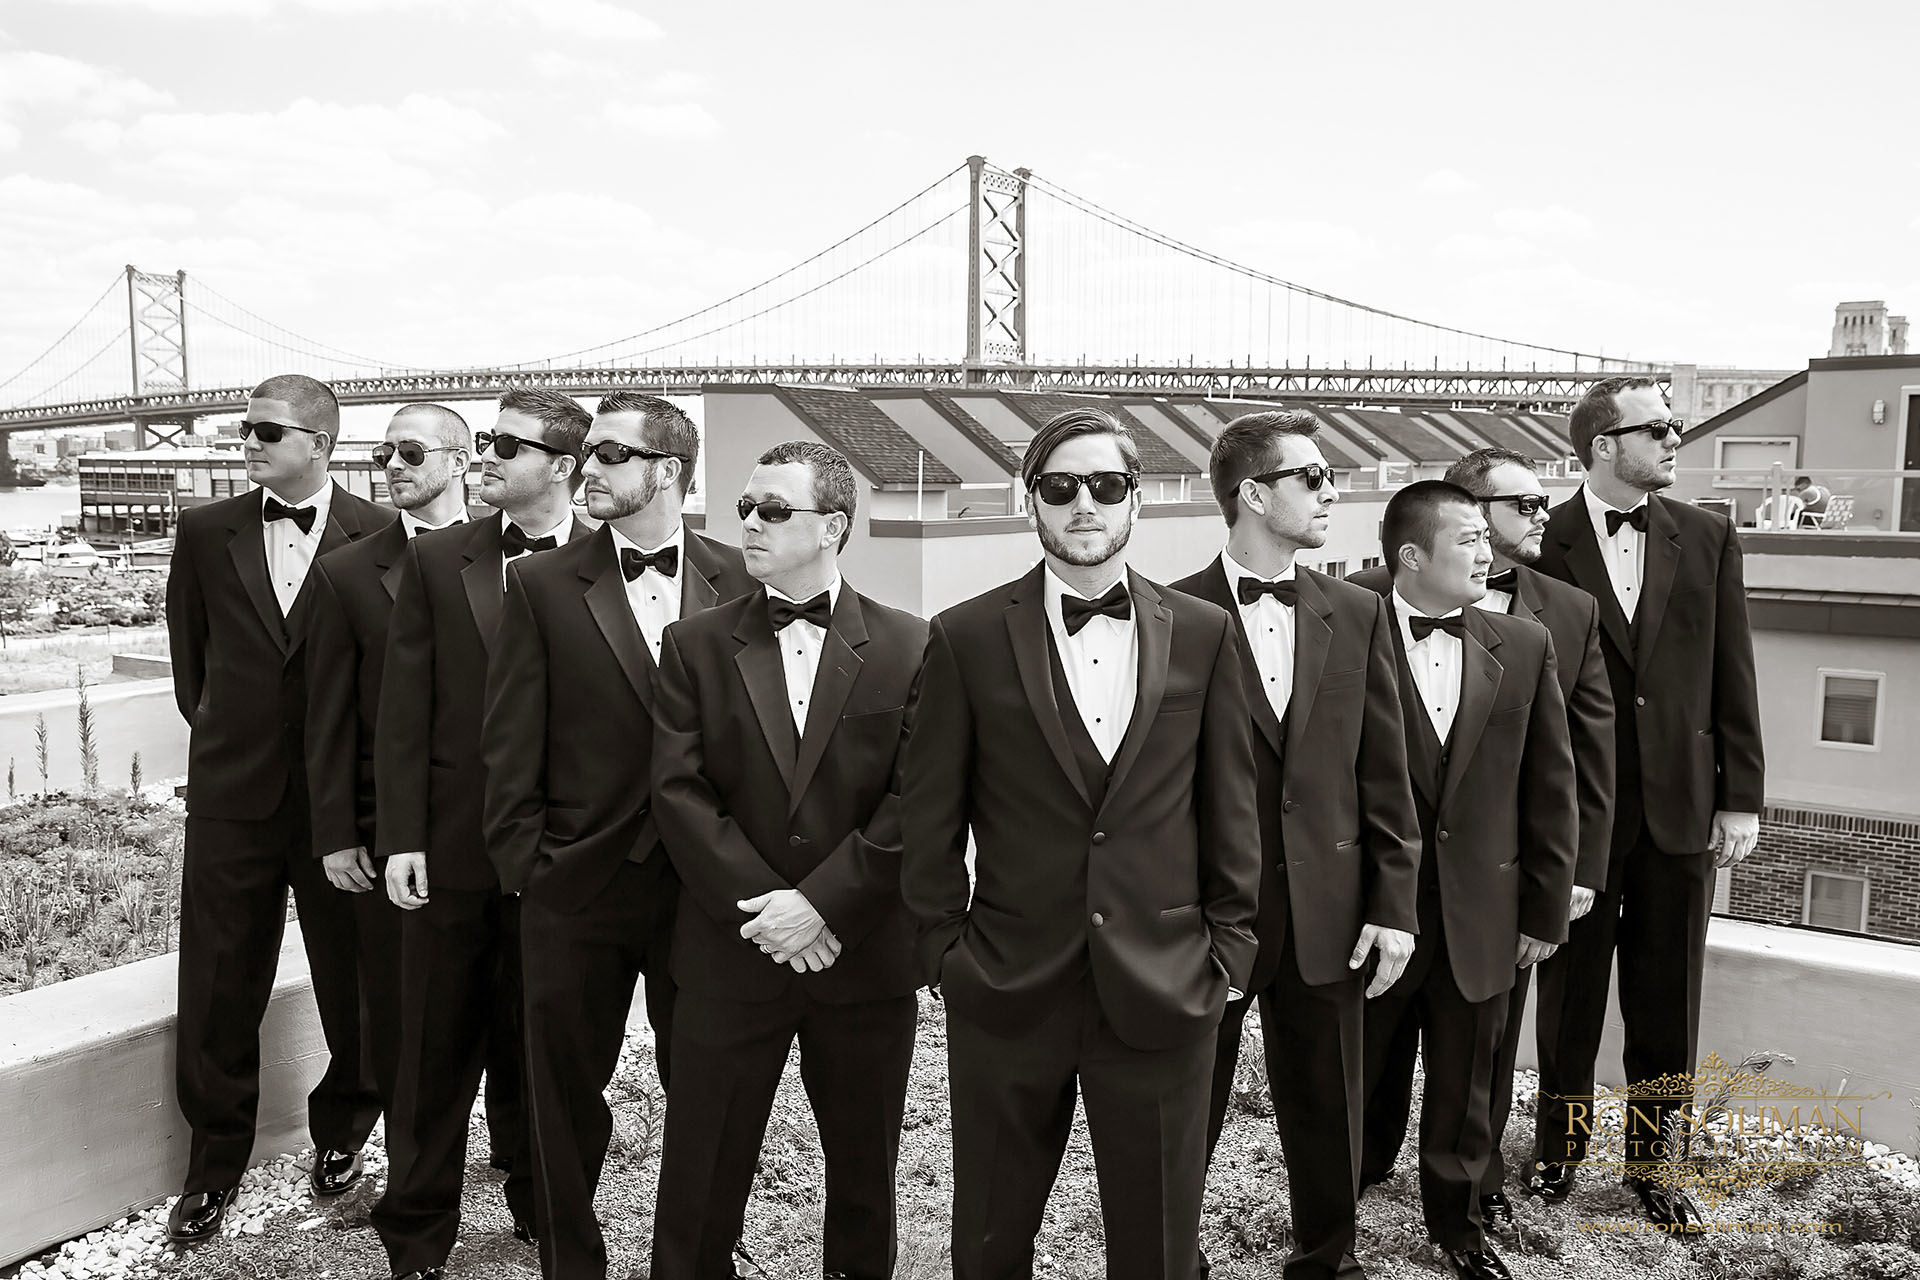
[1517,917,1920,1143]
[0,922,327,1267]
[110,653,171,678]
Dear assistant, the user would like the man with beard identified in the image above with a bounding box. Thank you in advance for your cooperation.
[1169,410,1421,1280]
[1348,447,1614,1235]
[372,388,591,1280]
[649,440,927,1280]
[1529,380,1762,1227]
[484,391,752,1280]
[165,374,393,1242]
[1352,482,1577,1280]
[901,408,1260,1280]
[306,402,475,1154]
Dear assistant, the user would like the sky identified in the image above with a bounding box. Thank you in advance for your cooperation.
[2,0,1917,413]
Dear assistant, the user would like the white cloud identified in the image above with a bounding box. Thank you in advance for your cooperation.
[1432,232,1542,263]
[648,71,708,97]
[603,101,722,140]
[41,0,663,39]
[1211,219,1382,272]
[1421,169,1475,195]
[0,50,172,150]
[1492,205,1594,239]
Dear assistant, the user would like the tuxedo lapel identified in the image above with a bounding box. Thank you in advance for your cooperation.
[461,517,507,653]
[580,529,655,708]
[1552,495,1631,657]
[1508,567,1544,626]
[1440,613,1503,812]
[1005,566,1093,810]
[1285,570,1334,761]
[788,589,868,814]
[1101,571,1170,810]
[227,507,287,653]
[1634,497,1681,671]
[732,594,797,791]
[378,521,410,601]
[681,534,722,617]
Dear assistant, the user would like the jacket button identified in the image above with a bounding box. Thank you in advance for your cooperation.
[1438,829,1450,842]
[1091,912,1105,927]
[1636,695,1646,706]
[788,835,805,846]
[1092,831,1107,845]
[1282,799,1297,812]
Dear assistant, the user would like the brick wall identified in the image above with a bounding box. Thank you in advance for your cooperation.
[1725,805,1920,942]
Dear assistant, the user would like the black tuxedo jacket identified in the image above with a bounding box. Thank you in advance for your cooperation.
[306,518,410,855]
[900,564,1262,1052]
[168,485,396,823]
[1168,559,1421,992]
[1351,564,1616,893]
[1535,491,1763,856]
[376,513,593,889]
[482,524,753,912]
[1364,596,1579,1003]
[652,584,927,1005]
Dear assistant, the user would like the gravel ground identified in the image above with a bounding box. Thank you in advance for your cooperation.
[8,996,1917,1279]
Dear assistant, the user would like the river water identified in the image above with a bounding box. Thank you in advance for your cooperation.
[0,483,81,536]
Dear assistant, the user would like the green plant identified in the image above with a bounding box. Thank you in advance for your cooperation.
[76,666,98,795]
[7,758,13,802]
[34,713,48,795]
[1850,1242,1920,1280]
[128,752,142,797]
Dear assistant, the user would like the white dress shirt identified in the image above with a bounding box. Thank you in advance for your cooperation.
[1043,567,1138,763]
[1222,548,1297,722]
[262,482,334,616]
[399,509,468,539]
[1476,572,1514,616]
[609,523,685,662]
[1392,587,1464,743]
[1582,486,1648,620]
[768,573,843,735]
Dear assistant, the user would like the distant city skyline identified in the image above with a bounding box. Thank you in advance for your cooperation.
[3,0,1916,384]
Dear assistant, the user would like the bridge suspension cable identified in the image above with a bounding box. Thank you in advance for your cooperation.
[0,277,128,405]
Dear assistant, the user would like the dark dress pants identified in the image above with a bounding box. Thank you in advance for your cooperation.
[372,886,535,1273]
[1532,829,1714,1173]
[177,803,381,1193]
[521,855,678,1280]
[1360,898,1507,1253]
[357,869,406,1119]
[651,986,917,1280]
[948,979,1216,1280]
[1205,932,1365,1280]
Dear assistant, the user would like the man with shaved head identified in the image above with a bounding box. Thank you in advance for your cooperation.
[165,373,397,1243]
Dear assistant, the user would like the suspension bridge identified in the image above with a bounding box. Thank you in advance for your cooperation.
[0,157,1666,445]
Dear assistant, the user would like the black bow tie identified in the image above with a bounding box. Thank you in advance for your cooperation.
[1237,578,1299,608]
[1062,583,1131,637]
[1485,569,1517,594]
[1605,506,1649,536]
[1410,614,1466,642]
[501,523,557,558]
[769,592,832,632]
[620,545,679,581]
[263,498,316,534]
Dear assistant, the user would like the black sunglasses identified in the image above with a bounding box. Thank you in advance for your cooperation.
[737,497,829,523]
[1483,493,1549,516]
[239,420,323,444]
[585,441,685,466]
[475,430,569,460]
[1029,471,1137,506]
[372,442,460,468]
[1598,418,1684,442]
[1247,463,1333,491]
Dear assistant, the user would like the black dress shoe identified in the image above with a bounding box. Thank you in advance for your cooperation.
[1522,1160,1575,1203]
[309,1147,364,1196]
[166,1187,235,1243]
[1479,1190,1517,1233]
[513,1219,538,1245]
[1624,1176,1701,1227]
[1436,1245,1513,1280]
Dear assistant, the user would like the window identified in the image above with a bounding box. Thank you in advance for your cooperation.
[1713,437,1800,489]
[370,479,390,502]
[1360,556,1384,570]
[1321,560,1348,579]
[1816,670,1882,749]
[1803,870,1869,932]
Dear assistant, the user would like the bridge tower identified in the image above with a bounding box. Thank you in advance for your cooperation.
[965,156,1028,380]
[125,265,197,447]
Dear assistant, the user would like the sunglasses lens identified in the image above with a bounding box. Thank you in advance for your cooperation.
[1087,473,1131,504]
[1035,475,1079,506]
[493,435,521,459]
[243,422,284,443]
[762,503,793,523]
[1302,466,1325,491]
[372,445,392,466]
[1519,496,1546,515]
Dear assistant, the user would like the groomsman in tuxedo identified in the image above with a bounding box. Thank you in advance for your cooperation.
[1349,447,1614,1233]
[164,374,394,1242]
[1529,378,1762,1226]
[372,389,593,1280]
[484,392,753,1280]
[1353,482,1577,1280]
[306,402,476,1142]
[1169,410,1420,1280]
[901,408,1261,1280]
[650,440,926,1280]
